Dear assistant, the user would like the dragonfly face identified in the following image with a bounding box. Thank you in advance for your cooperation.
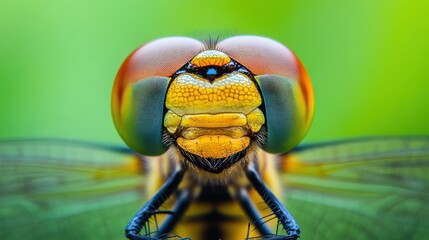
[164,49,264,173]
[112,36,314,175]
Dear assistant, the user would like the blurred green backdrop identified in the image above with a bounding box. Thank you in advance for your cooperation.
[1,0,428,145]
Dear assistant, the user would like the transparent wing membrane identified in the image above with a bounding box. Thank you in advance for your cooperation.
[2,137,428,240]
[0,140,147,240]
[280,137,429,240]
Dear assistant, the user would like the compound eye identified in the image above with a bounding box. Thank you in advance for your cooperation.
[112,37,205,156]
[218,35,299,78]
[218,36,314,153]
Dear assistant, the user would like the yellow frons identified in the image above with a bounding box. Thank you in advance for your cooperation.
[246,108,265,132]
[165,73,262,115]
[191,50,231,67]
[177,135,250,158]
[181,113,246,128]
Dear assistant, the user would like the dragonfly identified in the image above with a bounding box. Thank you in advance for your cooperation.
[1,36,429,240]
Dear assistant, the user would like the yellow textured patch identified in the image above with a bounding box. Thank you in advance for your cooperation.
[165,72,261,115]
[181,127,248,140]
[246,108,265,132]
[164,110,182,134]
[190,50,231,67]
[181,113,246,128]
[177,135,250,158]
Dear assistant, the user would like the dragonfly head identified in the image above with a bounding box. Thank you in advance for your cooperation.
[112,36,314,173]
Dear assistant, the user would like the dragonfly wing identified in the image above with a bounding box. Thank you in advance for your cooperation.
[279,137,429,240]
[0,140,148,240]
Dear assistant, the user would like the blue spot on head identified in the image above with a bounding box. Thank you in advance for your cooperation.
[207,68,217,76]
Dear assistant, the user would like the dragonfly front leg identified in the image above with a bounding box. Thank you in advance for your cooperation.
[237,187,272,236]
[244,163,300,240]
[126,165,188,240]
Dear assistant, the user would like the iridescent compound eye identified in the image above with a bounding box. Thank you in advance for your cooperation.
[112,37,205,156]
[218,36,314,153]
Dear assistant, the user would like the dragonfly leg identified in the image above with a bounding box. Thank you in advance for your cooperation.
[125,165,187,240]
[237,187,272,236]
[155,189,192,237]
[244,163,300,240]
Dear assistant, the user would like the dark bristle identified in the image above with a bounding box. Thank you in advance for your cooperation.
[254,126,268,147]
[177,145,248,174]
[162,129,175,147]
[203,35,221,50]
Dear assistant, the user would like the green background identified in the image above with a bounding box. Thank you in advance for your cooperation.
[1,0,428,145]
